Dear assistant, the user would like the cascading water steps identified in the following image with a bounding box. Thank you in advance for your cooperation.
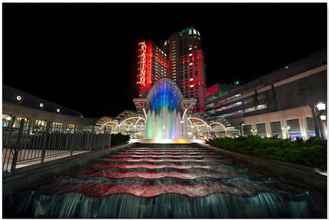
[4,143,323,218]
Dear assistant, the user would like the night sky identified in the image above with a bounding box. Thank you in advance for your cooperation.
[3,3,326,118]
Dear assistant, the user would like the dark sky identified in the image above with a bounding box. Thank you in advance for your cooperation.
[3,3,327,118]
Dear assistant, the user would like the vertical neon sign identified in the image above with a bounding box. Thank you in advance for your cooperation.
[137,41,153,93]
[137,42,147,88]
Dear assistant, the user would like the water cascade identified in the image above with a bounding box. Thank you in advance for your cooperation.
[144,79,186,141]
[3,143,324,218]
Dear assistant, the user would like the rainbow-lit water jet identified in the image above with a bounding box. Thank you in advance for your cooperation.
[144,79,187,141]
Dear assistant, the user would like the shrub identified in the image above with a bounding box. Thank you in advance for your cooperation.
[207,136,327,170]
[111,134,130,146]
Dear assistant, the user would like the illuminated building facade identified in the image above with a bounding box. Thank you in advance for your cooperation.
[136,27,206,112]
[167,27,206,112]
[137,41,168,96]
[2,85,96,133]
[205,51,327,140]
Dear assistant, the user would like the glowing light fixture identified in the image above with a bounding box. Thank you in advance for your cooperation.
[40,102,44,108]
[56,108,60,113]
[282,125,290,131]
[16,95,22,101]
[316,102,326,111]
[189,78,194,81]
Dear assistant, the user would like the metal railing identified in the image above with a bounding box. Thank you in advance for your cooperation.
[3,119,111,176]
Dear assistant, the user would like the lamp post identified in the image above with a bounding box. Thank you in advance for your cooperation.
[240,123,245,137]
[315,102,327,139]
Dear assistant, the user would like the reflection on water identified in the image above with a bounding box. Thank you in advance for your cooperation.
[4,144,325,218]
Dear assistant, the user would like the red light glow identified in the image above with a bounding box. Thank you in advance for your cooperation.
[206,84,220,97]
[137,41,153,93]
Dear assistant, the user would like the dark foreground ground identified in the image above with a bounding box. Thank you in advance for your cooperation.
[3,143,326,218]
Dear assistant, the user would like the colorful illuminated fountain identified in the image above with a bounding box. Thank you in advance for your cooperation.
[144,79,188,142]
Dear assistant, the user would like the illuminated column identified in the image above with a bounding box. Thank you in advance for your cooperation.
[281,120,289,139]
[299,117,308,140]
[265,122,272,137]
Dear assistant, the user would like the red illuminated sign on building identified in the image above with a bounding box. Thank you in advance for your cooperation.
[137,41,153,93]
[137,42,147,88]
[206,84,220,97]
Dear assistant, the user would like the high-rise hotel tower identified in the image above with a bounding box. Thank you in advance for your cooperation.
[136,27,206,112]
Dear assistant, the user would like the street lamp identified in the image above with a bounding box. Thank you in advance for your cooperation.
[316,102,326,111]
[314,102,327,139]
[320,115,326,121]
[250,127,257,136]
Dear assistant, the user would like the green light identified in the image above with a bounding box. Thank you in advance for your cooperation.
[235,81,240,85]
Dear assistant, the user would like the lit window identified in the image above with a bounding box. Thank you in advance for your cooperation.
[16,95,22,101]
[52,122,63,132]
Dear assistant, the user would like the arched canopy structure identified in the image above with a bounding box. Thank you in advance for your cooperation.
[187,117,211,140]
[96,117,119,133]
[209,121,227,138]
[119,116,146,138]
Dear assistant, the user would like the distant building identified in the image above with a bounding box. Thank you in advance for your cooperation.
[205,51,327,140]
[136,27,206,112]
[3,85,96,133]
[168,27,206,112]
